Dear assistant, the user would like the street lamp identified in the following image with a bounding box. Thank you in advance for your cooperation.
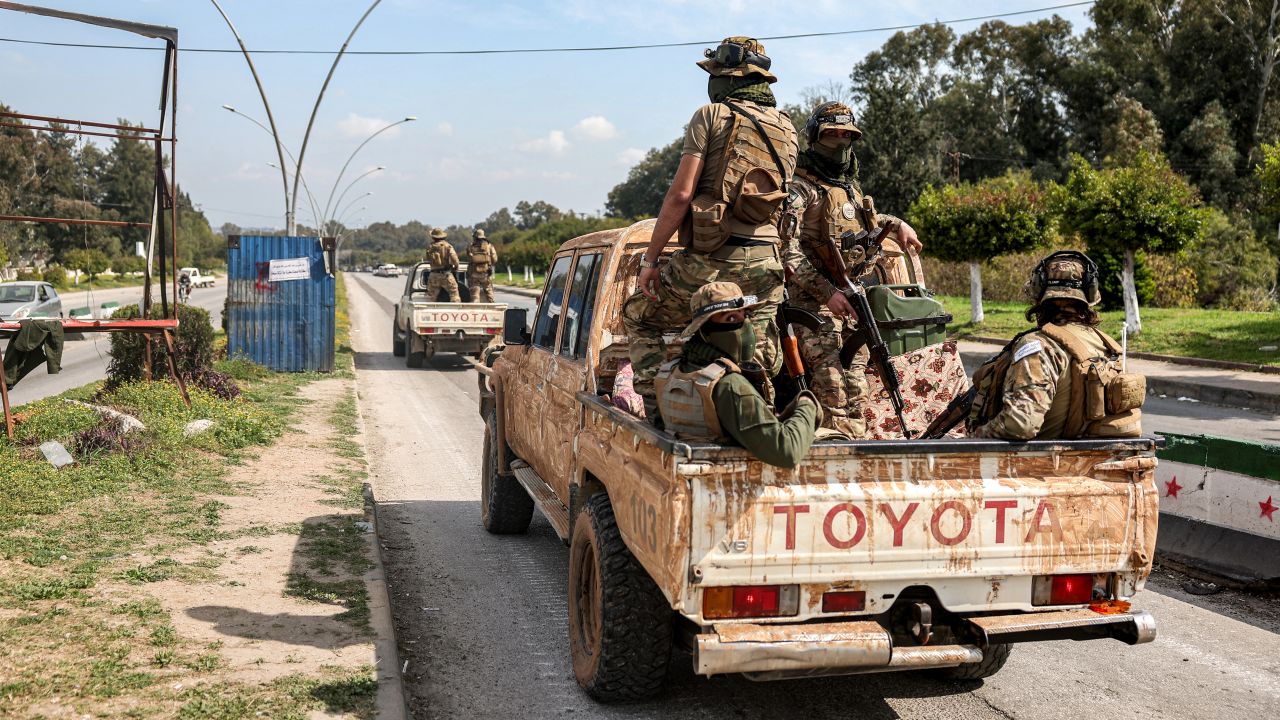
[225,104,323,230]
[328,167,383,234]
[321,118,414,226]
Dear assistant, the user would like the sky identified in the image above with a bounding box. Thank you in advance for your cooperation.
[0,0,1094,232]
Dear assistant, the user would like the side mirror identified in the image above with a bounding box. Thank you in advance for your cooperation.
[503,308,529,346]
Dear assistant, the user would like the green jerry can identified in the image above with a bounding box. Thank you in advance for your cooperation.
[866,284,952,356]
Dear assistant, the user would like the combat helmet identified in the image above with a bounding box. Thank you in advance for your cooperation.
[430,227,447,240]
[804,101,862,144]
[1026,251,1101,306]
[698,36,777,84]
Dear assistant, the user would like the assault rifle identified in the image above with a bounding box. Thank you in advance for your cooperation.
[817,225,914,438]
[923,385,976,439]
[777,295,833,393]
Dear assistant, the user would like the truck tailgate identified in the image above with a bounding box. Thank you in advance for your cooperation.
[411,303,505,331]
[688,450,1158,614]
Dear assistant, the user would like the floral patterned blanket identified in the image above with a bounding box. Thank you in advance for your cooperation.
[863,340,971,439]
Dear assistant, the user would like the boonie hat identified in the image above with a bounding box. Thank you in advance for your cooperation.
[430,227,447,239]
[473,228,486,240]
[697,36,777,84]
[679,281,761,339]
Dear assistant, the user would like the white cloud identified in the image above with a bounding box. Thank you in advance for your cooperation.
[616,148,646,166]
[519,130,570,154]
[541,170,576,181]
[436,121,454,136]
[337,113,403,139]
[573,115,618,141]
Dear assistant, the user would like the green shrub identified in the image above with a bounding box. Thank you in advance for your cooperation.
[42,264,69,288]
[106,303,215,387]
[15,269,40,281]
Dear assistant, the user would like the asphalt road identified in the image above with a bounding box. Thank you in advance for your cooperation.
[347,272,1279,720]
[6,284,225,407]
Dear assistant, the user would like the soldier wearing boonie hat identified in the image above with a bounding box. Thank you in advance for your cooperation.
[426,227,461,303]
[780,102,926,439]
[969,251,1144,440]
[623,36,800,420]
[653,282,821,468]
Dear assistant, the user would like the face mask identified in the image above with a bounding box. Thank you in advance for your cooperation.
[700,320,757,365]
[708,75,734,103]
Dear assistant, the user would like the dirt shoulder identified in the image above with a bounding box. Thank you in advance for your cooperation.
[0,373,399,718]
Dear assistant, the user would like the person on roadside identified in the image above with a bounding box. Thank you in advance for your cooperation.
[781,102,923,438]
[426,227,461,303]
[467,228,498,303]
[655,282,820,468]
[622,36,799,420]
[968,251,1145,440]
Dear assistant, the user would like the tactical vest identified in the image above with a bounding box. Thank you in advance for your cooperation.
[969,324,1145,439]
[654,357,740,441]
[687,101,795,253]
[469,241,492,270]
[429,241,454,271]
[795,168,867,252]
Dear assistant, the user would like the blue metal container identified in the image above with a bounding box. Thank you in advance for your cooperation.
[226,235,335,372]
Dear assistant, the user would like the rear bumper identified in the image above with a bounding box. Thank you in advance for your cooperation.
[694,609,1155,677]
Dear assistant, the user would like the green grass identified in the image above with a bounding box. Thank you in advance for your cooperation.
[940,295,1280,366]
[496,272,545,290]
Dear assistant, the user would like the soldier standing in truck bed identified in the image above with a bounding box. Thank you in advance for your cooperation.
[467,228,498,303]
[426,227,461,303]
[623,36,799,420]
[781,102,923,438]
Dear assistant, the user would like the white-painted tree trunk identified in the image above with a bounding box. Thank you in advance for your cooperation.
[1121,248,1142,336]
[969,260,985,324]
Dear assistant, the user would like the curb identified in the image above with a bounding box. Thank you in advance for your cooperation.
[494,284,540,298]
[362,482,411,720]
[963,334,1280,375]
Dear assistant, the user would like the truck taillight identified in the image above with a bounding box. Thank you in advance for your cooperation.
[419,327,436,334]
[1032,573,1095,606]
[821,590,866,613]
[485,327,499,335]
[703,585,799,619]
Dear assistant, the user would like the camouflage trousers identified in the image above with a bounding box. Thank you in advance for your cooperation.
[794,312,870,439]
[426,271,460,303]
[622,247,784,401]
[468,271,494,303]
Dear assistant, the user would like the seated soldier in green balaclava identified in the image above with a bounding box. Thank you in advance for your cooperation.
[654,282,821,469]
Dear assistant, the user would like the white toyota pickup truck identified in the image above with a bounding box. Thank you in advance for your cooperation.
[393,261,506,366]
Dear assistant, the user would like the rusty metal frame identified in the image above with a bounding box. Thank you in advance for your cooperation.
[0,3,186,439]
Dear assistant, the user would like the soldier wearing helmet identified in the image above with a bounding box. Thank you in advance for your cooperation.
[467,228,498,303]
[426,227,461,303]
[780,102,923,438]
[655,282,821,468]
[968,251,1144,440]
[623,36,800,420]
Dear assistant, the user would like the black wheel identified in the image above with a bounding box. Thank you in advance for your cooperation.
[480,411,534,534]
[406,350,424,368]
[392,317,406,357]
[933,643,1012,680]
[569,493,672,702]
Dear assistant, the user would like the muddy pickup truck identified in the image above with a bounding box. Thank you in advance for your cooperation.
[392,262,505,366]
[475,219,1160,702]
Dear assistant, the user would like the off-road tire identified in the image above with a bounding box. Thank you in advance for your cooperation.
[569,493,672,702]
[933,643,1012,680]
[406,350,425,368]
[392,317,406,357]
[480,411,534,534]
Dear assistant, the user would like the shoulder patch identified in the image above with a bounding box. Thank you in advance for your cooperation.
[1012,339,1043,363]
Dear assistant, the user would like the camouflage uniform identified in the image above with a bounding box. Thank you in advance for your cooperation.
[466,229,498,303]
[782,103,903,438]
[622,36,798,404]
[970,252,1141,440]
[426,229,461,303]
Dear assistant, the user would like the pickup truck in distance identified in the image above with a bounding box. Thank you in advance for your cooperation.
[178,267,215,288]
[476,219,1160,702]
[393,261,506,367]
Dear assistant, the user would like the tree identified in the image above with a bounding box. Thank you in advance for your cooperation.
[1177,100,1241,206]
[63,247,110,280]
[1059,153,1204,334]
[1211,0,1280,164]
[1102,94,1165,166]
[910,172,1056,322]
[605,137,683,219]
[513,200,563,230]
[850,24,954,212]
